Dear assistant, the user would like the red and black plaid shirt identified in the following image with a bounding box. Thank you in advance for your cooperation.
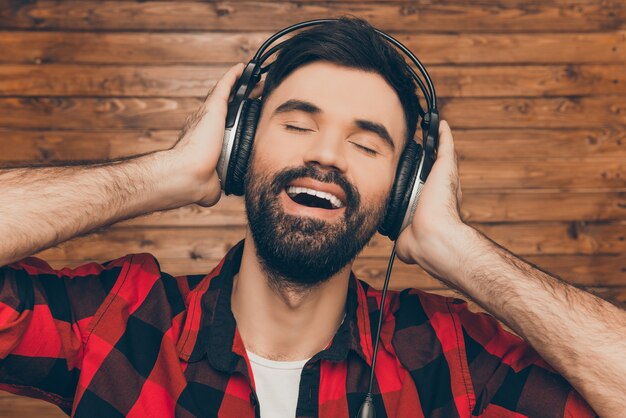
[0,240,596,417]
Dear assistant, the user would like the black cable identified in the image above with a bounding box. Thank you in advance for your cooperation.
[251,19,436,114]
[357,241,398,418]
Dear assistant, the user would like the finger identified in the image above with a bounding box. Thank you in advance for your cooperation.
[207,63,245,105]
[249,79,265,100]
[437,119,456,162]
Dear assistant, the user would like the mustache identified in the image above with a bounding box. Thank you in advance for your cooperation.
[269,164,360,210]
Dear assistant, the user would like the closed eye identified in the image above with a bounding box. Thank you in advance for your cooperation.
[350,142,378,156]
[283,124,378,155]
[284,124,312,133]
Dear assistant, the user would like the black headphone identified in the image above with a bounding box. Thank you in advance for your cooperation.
[217,18,439,242]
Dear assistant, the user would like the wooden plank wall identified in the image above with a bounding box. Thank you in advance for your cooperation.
[0,1,624,416]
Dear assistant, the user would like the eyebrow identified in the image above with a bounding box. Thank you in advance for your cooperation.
[272,99,396,153]
[273,99,322,116]
[354,119,395,153]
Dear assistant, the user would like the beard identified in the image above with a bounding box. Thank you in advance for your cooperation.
[244,159,387,292]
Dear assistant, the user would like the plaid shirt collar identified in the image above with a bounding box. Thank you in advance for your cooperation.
[175,240,374,373]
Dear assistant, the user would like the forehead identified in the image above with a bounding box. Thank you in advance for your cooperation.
[264,61,406,146]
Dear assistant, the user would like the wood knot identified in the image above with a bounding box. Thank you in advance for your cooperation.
[564,64,580,81]
[566,222,579,240]
[400,5,418,16]
[139,239,155,247]
[189,250,203,260]
[215,5,234,17]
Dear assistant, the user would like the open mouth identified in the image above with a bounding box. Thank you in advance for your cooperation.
[284,177,347,216]
[285,186,345,210]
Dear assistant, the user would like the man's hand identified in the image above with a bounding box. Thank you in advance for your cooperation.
[394,121,626,417]
[165,63,246,207]
[396,120,467,278]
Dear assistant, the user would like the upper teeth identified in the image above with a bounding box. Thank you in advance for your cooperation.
[286,186,344,209]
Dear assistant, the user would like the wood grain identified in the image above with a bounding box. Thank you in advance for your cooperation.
[1,143,624,193]
[1,64,624,98]
[0,1,623,32]
[438,96,626,129]
[33,221,626,265]
[0,97,624,130]
[1,128,624,162]
[111,191,626,225]
[1,155,624,191]
[40,253,626,289]
[0,31,623,65]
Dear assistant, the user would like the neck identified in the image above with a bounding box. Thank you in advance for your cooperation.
[231,230,350,361]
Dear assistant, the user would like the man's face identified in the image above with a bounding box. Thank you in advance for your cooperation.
[244,61,406,289]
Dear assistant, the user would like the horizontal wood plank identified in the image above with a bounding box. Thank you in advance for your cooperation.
[428,287,626,310]
[458,158,626,189]
[1,154,624,190]
[109,191,626,225]
[0,97,200,130]
[460,191,626,222]
[1,128,624,162]
[0,1,623,33]
[1,143,624,192]
[37,251,626,288]
[0,64,624,98]
[33,221,626,267]
[0,129,178,162]
[0,97,624,130]
[438,96,626,129]
[0,152,621,222]
[454,128,626,160]
[0,31,623,65]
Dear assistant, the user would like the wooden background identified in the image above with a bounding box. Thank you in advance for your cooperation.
[0,0,624,416]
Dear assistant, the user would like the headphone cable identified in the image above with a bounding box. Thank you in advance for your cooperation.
[357,240,398,418]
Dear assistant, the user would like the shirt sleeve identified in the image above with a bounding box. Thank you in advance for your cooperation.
[0,255,131,413]
[449,299,598,418]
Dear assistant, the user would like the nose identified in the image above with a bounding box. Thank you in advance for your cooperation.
[301,128,348,173]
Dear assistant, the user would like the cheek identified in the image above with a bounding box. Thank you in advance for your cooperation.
[252,128,303,170]
[353,162,396,204]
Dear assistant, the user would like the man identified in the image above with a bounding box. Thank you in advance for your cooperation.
[0,18,624,418]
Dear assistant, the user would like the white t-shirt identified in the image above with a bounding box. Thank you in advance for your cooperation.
[246,350,310,417]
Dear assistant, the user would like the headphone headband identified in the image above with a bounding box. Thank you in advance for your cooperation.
[252,19,437,115]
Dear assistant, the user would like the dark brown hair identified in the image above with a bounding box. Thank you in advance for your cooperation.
[261,17,422,144]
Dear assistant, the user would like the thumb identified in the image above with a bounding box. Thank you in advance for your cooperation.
[206,63,246,107]
[436,119,456,163]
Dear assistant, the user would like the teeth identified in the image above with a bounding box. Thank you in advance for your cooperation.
[286,186,344,209]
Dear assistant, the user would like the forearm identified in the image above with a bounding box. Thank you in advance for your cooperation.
[0,150,198,266]
[422,224,626,417]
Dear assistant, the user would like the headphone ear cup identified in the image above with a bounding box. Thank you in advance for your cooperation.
[226,99,262,196]
[378,140,421,240]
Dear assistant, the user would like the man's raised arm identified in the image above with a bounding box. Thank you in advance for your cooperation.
[397,120,626,417]
[0,63,245,267]
[439,222,625,417]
